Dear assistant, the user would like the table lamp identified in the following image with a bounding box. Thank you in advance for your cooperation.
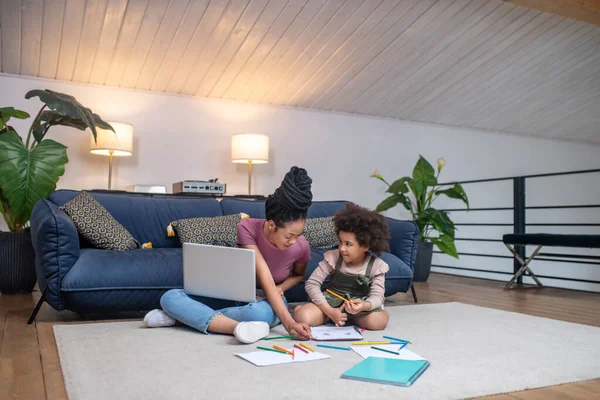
[231,133,269,195]
[90,122,133,190]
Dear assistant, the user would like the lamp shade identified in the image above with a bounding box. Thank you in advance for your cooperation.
[90,122,134,156]
[231,133,269,164]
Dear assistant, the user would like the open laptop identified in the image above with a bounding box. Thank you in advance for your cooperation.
[182,242,256,303]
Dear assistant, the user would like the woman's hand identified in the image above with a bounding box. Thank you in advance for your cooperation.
[344,299,367,315]
[327,306,348,327]
[275,285,284,297]
[285,321,312,340]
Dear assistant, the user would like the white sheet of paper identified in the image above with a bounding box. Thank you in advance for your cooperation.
[350,344,426,361]
[310,325,363,341]
[236,348,331,367]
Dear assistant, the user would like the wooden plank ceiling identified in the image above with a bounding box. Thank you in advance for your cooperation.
[1,0,599,143]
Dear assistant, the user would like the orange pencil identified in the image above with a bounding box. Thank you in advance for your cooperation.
[326,289,357,307]
[294,344,309,354]
[273,345,292,356]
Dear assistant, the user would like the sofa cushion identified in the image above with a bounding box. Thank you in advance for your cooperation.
[303,217,338,249]
[59,191,140,251]
[220,198,266,218]
[307,201,347,218]
[61,248,183,291]
[378,252,414,295]
[49,190,223,248]
[169,213,249,247]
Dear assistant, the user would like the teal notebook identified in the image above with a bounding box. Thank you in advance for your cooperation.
[341,357,430,387]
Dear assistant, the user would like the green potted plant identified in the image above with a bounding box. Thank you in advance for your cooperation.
[371,156,469,282]
[0,90,113,294]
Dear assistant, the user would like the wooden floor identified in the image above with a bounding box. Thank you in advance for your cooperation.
[1,273,599,399]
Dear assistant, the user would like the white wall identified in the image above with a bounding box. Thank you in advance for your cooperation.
[1,73,599,290]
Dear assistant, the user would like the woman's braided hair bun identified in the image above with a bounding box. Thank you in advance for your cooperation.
[266,166,313,226]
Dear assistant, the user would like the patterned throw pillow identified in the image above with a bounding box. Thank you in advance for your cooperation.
[303,217,339,249]
[168,213,249,247]
[59,191,140,251]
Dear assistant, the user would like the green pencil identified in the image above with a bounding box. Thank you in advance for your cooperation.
[257,346,287,354]
[260,335,296,340]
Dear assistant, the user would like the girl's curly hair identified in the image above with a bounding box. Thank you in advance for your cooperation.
[333,202,391,256]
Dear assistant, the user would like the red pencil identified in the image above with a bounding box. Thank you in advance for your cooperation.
[294,344,309,354]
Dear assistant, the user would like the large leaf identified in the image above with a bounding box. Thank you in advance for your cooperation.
[0,192,18,231]
[430,234,458,258]
[93,113,113,130]
[40,110,89,130]
[32,123,49,143]
[412,156,437,199]
[397,193,412,212]
[25,89,113,142]
[426,208,455,238]
[34,110,90,142]
[386,177,411,194]
[376,193,412,213]
[0,131,68,224]
[0,107,30,130]
[436,183,470,209]
[376,194,401,212]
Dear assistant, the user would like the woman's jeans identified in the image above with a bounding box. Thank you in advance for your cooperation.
[160,289,285,334]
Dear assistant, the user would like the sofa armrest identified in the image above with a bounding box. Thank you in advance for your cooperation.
[30,199,80,311]
[386,217,419,271]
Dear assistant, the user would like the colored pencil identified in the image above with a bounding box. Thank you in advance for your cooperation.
[273,345,293,355]
[257,346,287,354]
[383,335,411,344]
[261,335,296,340]
[326,289,357,307]
[299,343,314,352]
[317,344,351,351]
[372,346,400,355]
[398,342,408,351]
[352,341,405,345]
[294,344,309,354]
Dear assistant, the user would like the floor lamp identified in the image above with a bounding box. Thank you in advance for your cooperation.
[231,133,269,195]
[90,122,134,190]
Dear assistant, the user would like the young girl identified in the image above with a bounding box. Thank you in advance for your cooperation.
[294,203,391,331]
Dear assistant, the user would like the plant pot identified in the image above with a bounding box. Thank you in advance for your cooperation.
[0,231,37,294]
[413,241,433,282]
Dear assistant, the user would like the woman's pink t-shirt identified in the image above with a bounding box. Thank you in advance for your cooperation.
[237,218,311,284]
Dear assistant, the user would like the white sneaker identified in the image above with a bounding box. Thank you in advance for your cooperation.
[233,321,270,344]
[143,309,176,328]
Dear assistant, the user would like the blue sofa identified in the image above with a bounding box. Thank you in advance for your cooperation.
[29,190,419,320]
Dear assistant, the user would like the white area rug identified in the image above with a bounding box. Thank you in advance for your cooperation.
[53,302,600,400]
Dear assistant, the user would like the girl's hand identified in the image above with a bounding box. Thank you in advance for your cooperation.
[344,299,366,315]
[286,321,312,340]
[328,306,348,327]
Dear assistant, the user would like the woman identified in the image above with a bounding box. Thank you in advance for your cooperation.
[143,166,313,343]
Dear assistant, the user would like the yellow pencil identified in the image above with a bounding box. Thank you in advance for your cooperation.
[299,343,314,352]
[326,289,357,307]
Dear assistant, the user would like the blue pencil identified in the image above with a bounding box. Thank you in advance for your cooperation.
[383,335,411,344]
[316,344,351,351]
[398,342,408,351]
[372,346,400,355]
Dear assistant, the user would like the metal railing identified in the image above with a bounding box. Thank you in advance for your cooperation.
[430,168,600,287]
